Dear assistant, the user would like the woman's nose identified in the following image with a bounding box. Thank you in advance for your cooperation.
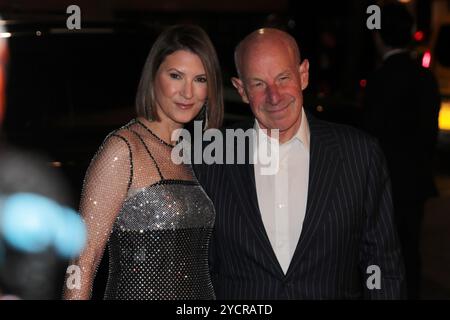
[181,81,193,99]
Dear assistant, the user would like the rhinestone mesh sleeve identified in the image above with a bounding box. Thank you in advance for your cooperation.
[63,119,215,300]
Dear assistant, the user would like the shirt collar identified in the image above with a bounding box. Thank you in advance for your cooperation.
[254,107,310,152]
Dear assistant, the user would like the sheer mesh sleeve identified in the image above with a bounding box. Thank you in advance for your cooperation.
[63,134,132,300]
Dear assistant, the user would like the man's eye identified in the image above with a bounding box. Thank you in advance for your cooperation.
[280,76,289,81]
[169,73,182,79]
[253,82,263,87]
[196,77,207,83]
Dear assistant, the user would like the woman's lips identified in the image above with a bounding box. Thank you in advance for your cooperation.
[175,103,195,110]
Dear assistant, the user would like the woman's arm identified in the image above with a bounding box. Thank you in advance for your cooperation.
[63,134,132,299]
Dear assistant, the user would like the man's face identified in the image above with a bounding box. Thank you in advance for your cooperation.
[232,41,309,134]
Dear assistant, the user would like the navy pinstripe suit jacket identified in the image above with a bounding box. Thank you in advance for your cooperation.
[193,114,406,299]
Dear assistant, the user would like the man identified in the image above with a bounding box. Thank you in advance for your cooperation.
[194,28,405,299]
[364,4,441,299]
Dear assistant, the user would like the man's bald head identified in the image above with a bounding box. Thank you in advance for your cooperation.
[231,27,309,143]
[234,28,301,78]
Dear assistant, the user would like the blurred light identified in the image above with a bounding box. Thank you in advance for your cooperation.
[0,32,11,38]
[54,207,87,258]
[398,0,411,3]
[422,50,431,68]
[36,30,42,36]
[0,193,86,258]
[0,20,6,35]
[1,194,59,253]
[414,31,424,42]
[50,161,62,168]
[316,105,324,112]
[439,101,450,131]
[360,79,367,88]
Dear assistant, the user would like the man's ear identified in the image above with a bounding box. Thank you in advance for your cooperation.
[298,59,309,91]
[231,77,249,104]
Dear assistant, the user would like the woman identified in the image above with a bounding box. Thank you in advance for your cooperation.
[63,25,223,300]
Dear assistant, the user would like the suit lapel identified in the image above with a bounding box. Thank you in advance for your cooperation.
[286,116,343,279]
[225,126,285,278]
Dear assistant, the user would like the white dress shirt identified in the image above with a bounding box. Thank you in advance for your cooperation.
[253,108,310,274]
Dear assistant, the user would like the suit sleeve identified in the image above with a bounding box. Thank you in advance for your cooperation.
[360,139,406,299]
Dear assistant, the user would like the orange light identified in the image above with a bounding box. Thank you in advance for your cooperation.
[422,51,431,68]
[439,101,450,131]
[414,31,424,42]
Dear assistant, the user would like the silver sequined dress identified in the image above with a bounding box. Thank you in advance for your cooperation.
[64,119,215,300]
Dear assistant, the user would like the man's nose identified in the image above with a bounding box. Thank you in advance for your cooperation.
[181,81,193,99]
[266,84,281,105]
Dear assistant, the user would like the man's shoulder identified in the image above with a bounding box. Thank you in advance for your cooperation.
[309,117,388,174]
[369,53,436,85]
[308,113,371,138]
[308,115,379,152]
[224,115,380,153]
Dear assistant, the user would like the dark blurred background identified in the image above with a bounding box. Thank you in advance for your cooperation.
[0,0,449,299]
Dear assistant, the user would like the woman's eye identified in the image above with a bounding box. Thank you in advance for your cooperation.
[169,73,181,79]
[196,77,207,83]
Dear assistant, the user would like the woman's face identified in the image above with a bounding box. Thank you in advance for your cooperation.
[153,50,208,127]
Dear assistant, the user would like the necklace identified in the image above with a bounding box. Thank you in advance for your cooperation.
[136,119,175,148]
